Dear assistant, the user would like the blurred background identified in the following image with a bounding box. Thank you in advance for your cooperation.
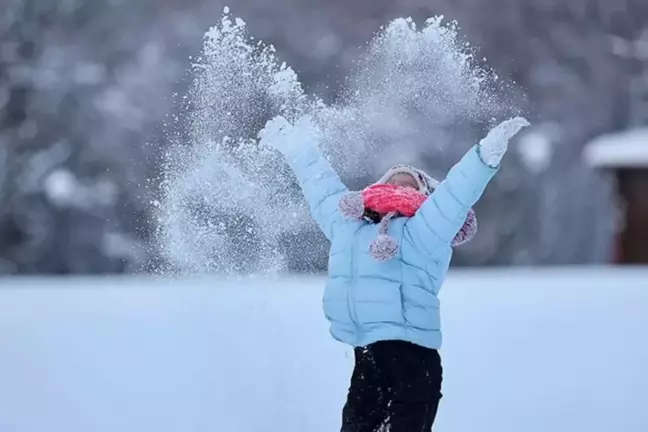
[1,0,647,275]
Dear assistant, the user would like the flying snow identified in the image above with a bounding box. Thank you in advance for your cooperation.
[155,7,516,276]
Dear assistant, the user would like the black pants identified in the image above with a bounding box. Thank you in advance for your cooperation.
[341,340,443,432]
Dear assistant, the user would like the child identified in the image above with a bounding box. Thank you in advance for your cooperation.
[258,115,529,432]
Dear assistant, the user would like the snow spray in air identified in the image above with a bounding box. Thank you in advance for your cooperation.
[155,7,513,276]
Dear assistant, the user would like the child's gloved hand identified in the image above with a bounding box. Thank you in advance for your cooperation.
[478,116,530,168]
[258,114,321,155]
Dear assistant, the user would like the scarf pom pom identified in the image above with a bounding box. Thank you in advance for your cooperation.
[452,208,478,247]
[370,234,398,261]
[339,192,365,219]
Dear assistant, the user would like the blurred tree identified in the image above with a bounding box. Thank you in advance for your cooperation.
[0,0,644,273]
[0,0,187,273]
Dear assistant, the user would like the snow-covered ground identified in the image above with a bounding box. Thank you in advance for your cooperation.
[0,268,647,432]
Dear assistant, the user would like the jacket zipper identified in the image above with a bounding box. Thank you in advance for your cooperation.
[348,229,361,343]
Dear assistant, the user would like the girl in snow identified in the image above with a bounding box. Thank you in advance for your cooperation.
[259,115,529,432]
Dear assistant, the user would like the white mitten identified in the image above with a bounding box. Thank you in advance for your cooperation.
[478,116,530,167]
[258,114,321,156]
[258,115,292,152]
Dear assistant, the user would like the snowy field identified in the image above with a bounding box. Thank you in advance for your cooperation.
[0,268,647,432]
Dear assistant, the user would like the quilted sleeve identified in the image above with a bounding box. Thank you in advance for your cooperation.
[282,142,353,242]
[404,145,498,254]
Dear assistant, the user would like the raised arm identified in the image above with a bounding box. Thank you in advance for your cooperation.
[258,115,354,241]
[405,117,529,253]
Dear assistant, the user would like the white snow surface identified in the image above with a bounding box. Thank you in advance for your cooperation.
[584,128,648,168]
[1,268,647,432]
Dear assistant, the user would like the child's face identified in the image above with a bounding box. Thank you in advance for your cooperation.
[386,173,419,190]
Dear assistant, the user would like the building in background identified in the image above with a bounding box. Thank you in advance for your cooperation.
[584,128,648,264]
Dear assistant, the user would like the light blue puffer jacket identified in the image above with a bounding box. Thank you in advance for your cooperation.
[284,141,498,349]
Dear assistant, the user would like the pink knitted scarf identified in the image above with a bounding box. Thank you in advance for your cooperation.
[339,184,478,261]
[362,183,427,217]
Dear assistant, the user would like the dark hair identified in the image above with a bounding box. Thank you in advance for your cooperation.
[363,208,382,224]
